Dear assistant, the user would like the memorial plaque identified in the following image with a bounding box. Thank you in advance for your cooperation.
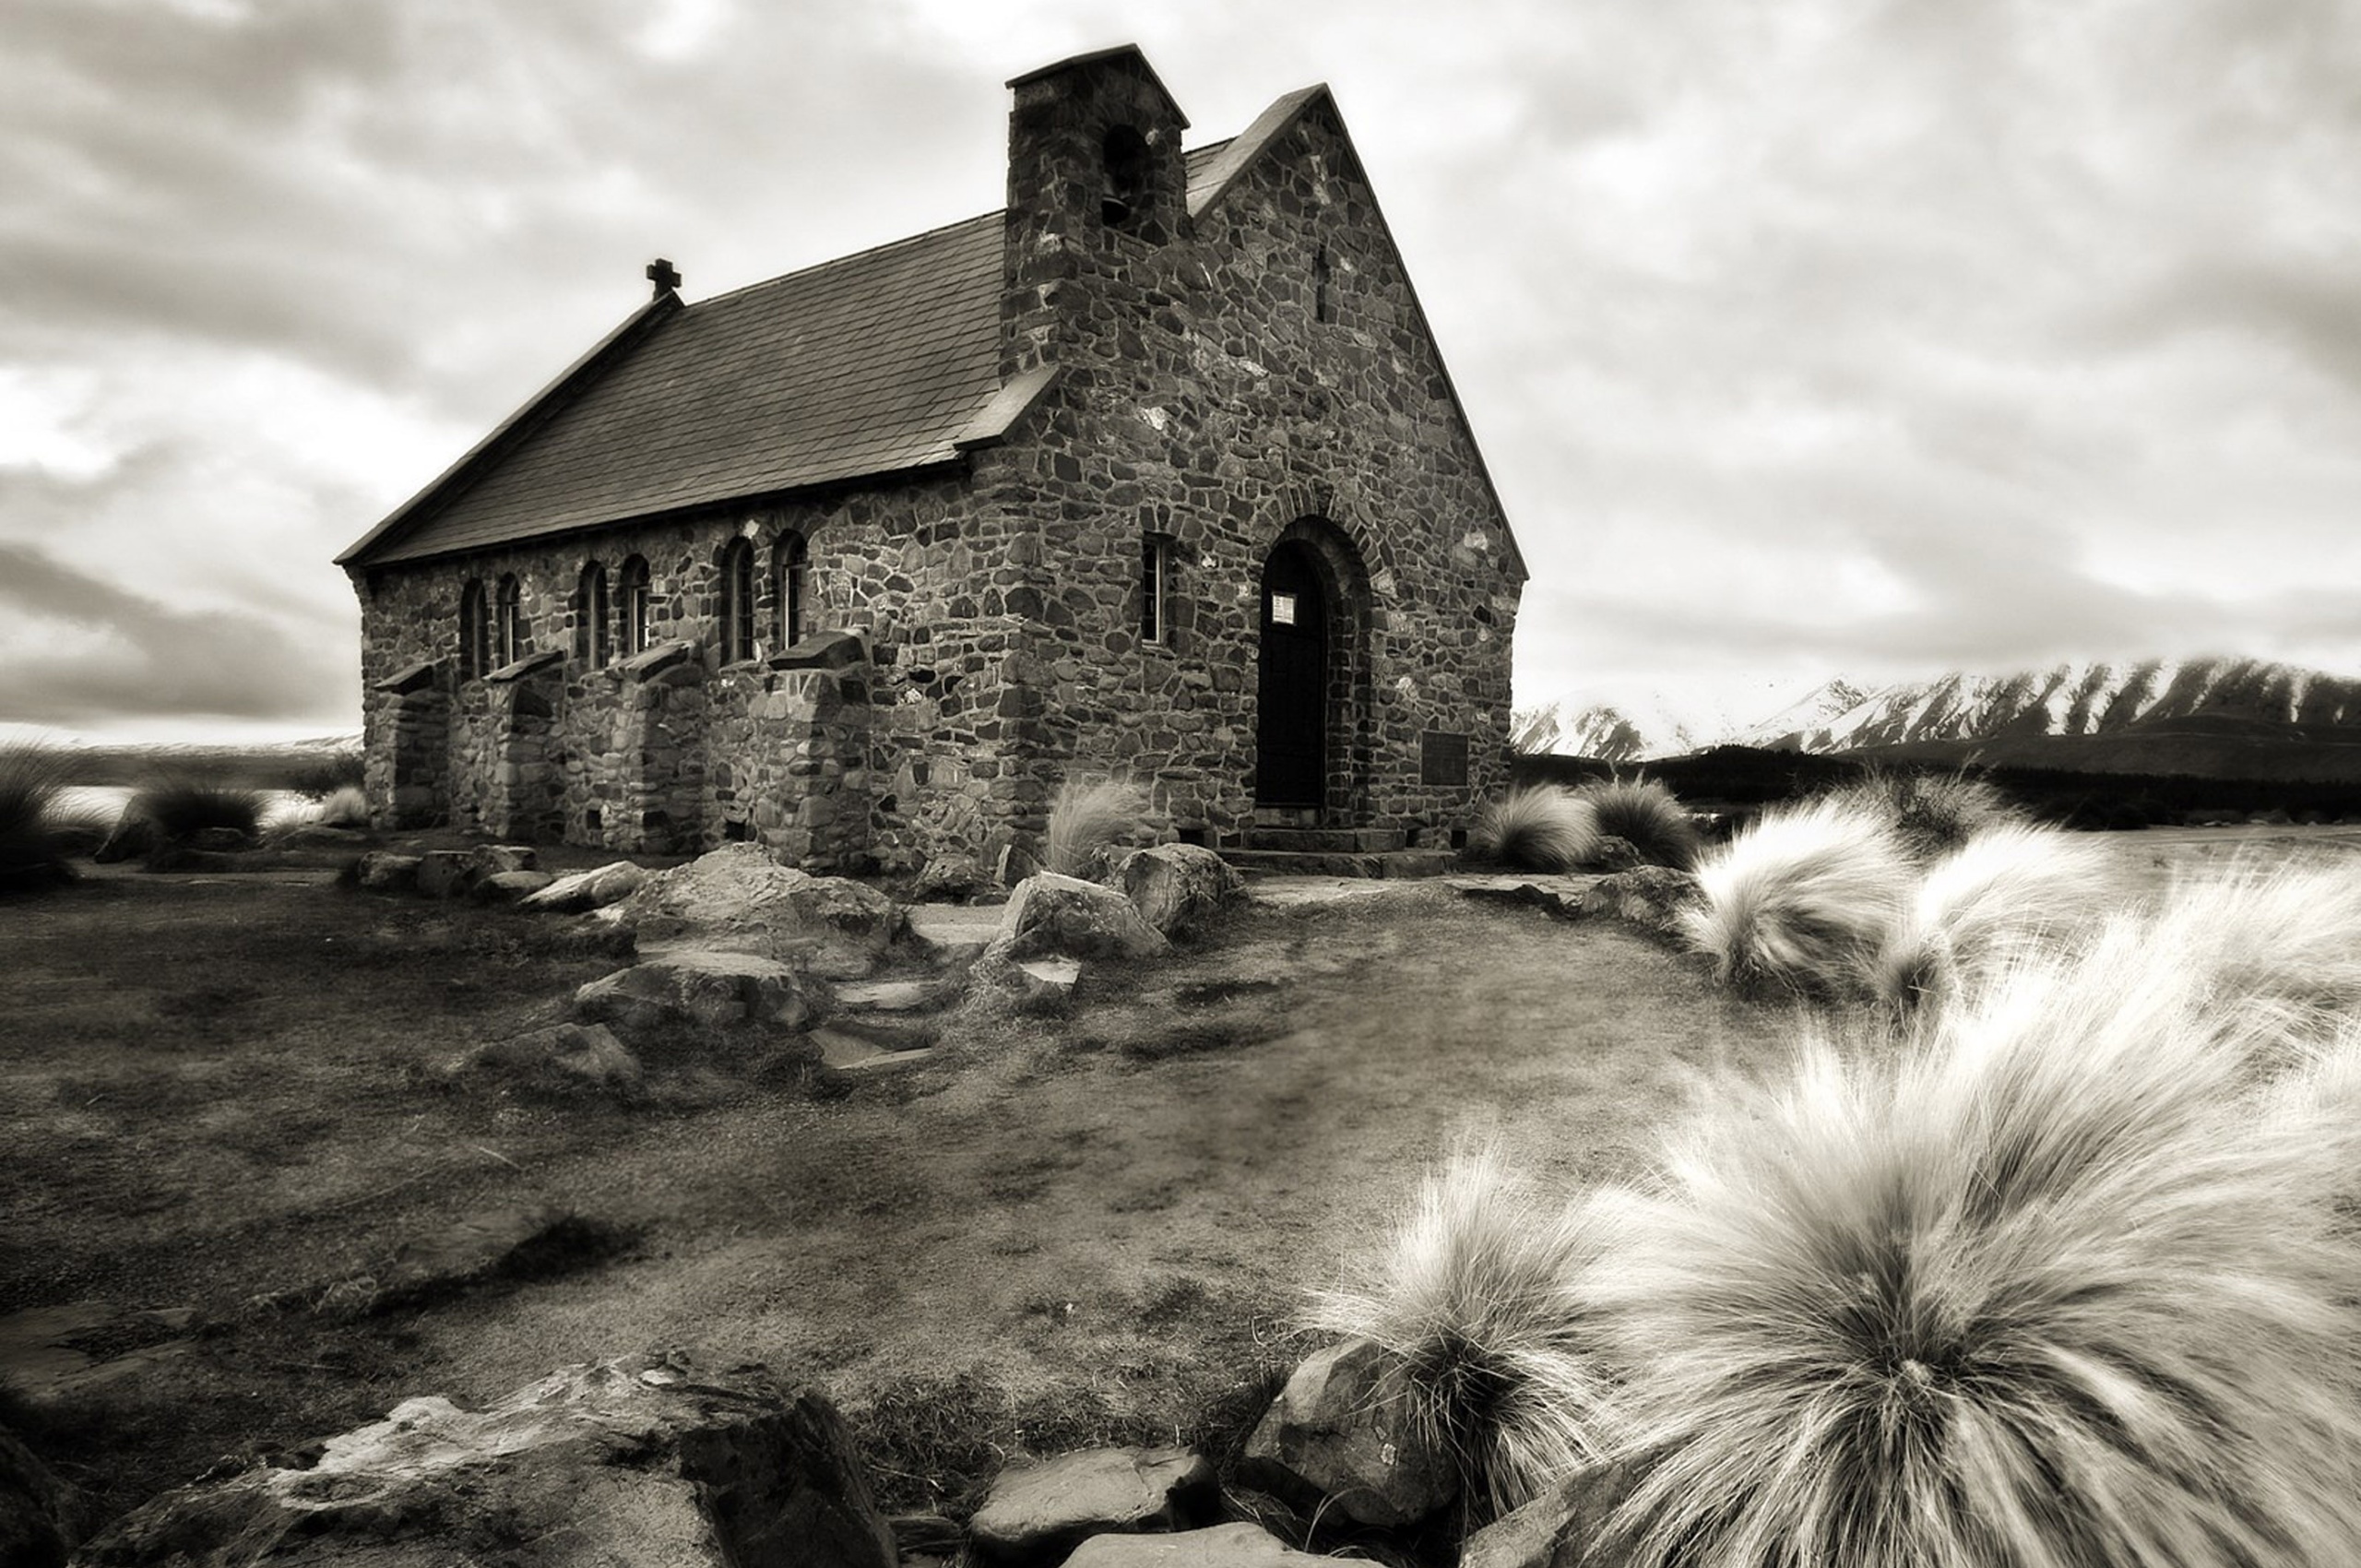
[1420,730,1469,786]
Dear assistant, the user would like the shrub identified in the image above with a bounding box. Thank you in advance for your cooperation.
[1044,777,1149,879]
[1469,786,1601,873]
[0,745,74,891]
[120,777,264,847]
[1680,796,1914,997]
[1576,778,1702,870]
[310,784,370,829]
[286,745,365,800]
[1593,939,2361,1568]
[1821,768,2017,861]
[1309,1146,1618,1521]
[1870,823,2110,1013]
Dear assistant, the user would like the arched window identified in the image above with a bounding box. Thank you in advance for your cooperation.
[457,579,489,680]
[494,574,525,668]
[774,532,809,650]
[719,538,756,663]
[619,555,652,657]
[576,562,610,665]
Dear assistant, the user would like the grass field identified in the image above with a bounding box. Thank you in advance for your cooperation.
[4,826,2355,1532]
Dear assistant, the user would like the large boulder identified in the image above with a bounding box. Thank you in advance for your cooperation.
[351,851,423,892]
[574,951,824,1033]
[617,844,905,978]
[1459,1459,1640,1568]
[472,869,559,905]
[1062,1523,1335,1566]
[1240,1337,1454,1528]
[969,1446,1217,1563]
[438,1023,644,1097]
[523,860,650,914]
[1116,846,1242,940]
[77,1358,897,1568]
[998,873,1169,962]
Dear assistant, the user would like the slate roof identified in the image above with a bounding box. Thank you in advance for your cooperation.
[348,140,1254,567]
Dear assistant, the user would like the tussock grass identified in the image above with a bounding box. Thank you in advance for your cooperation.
[124,777,264,844]
[1681,796,1914,997]
[0,745,75,889]
[1822,768,2017,861]
[287,745,364,800]
[308,784,370,828]
[2135,861,2361,1052]
[1593,939,2361,1568]
[1470,786,1601,873]
[1871,823,2112,1013]
[1044,777,1149,880]
[1577,778,1702,870]
[1309,1146,1619,1521]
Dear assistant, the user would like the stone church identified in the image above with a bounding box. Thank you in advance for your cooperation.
[338,44,1526,878]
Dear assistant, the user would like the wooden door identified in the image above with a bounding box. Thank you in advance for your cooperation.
[1256,544,1328,806]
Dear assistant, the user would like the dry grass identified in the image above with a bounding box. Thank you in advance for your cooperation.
[1308,1146,1619,1521]
[122,777,265,844]
[1594,933,2361,1568]
[1470,787,1601,873]
[1577,778,1702,870]
[0,744,74,891]
[1045,777,1150,879]
[1681,796,1915,997]
[1871,823,2113,1014]
[1822,769,2019,861]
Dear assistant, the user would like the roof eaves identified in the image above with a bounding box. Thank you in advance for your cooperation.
[952,363,1062,451]
[1186,84,1329,222]
[335,291,684,569]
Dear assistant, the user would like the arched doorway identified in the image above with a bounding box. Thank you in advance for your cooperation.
[1256,540,1332,807]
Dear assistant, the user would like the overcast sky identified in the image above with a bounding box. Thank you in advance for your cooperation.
[5,0,2358,742]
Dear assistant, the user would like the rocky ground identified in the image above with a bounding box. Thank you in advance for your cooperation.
[4,826,2340,1562]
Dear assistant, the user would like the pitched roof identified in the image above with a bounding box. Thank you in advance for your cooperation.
[347,145,1236,568]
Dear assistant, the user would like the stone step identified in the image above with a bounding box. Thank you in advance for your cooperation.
[1218,848,1460,881]
[832,976,962,1016]
[1239,826,1407,853]
[813,1014,940,1057]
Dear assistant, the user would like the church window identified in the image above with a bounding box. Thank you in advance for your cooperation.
[577,562,611,665]
[719,538,756,663]
[775,532,809,649]
[457,579,489,680]
[1101,125,1150,227]
[1141,533,1175,646]
[620,555,653,657]
[494,574,525,667]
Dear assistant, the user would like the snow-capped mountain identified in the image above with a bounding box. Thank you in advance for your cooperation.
[1735,659,2361,753]
[1514,658,2361,766]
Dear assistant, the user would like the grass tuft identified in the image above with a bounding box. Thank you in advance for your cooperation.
[286,746,365,801]
[1595,934,2361,1568]
[123,777,265,844]
[1044,777,1150,880]
[1680,796,1913,997]
[1309,1146,1619,1522]
[1870,822,2111,1013]
[0,745,75,890]
[1576,778,1703,870]
[1470,787,1601,873]
[1821,768,2016,861]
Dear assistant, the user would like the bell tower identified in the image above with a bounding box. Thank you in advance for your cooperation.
[1001,44,1191,375]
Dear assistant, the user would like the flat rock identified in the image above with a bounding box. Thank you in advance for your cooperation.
[999,873,1169,962]
[1575,866,1699,939]
[352,850,423,892]
[523,860,650,913]
[440,1023,643,1097]
[473,869,559,905]
[1062,1522,1335,1566]
[470,844,540,874]
[574,951,824,1032]
[619,843,905,978]
[414,849,478,898]
[1117,845,1244,940]
[968,945,1083,1010]
[1240,1337,1455,1528]
[971,1445,1217,1563]
[834,977,958,1014]
[77,1357,897,1568]
[906,903,1003,967]
[0,1302,199,1417]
